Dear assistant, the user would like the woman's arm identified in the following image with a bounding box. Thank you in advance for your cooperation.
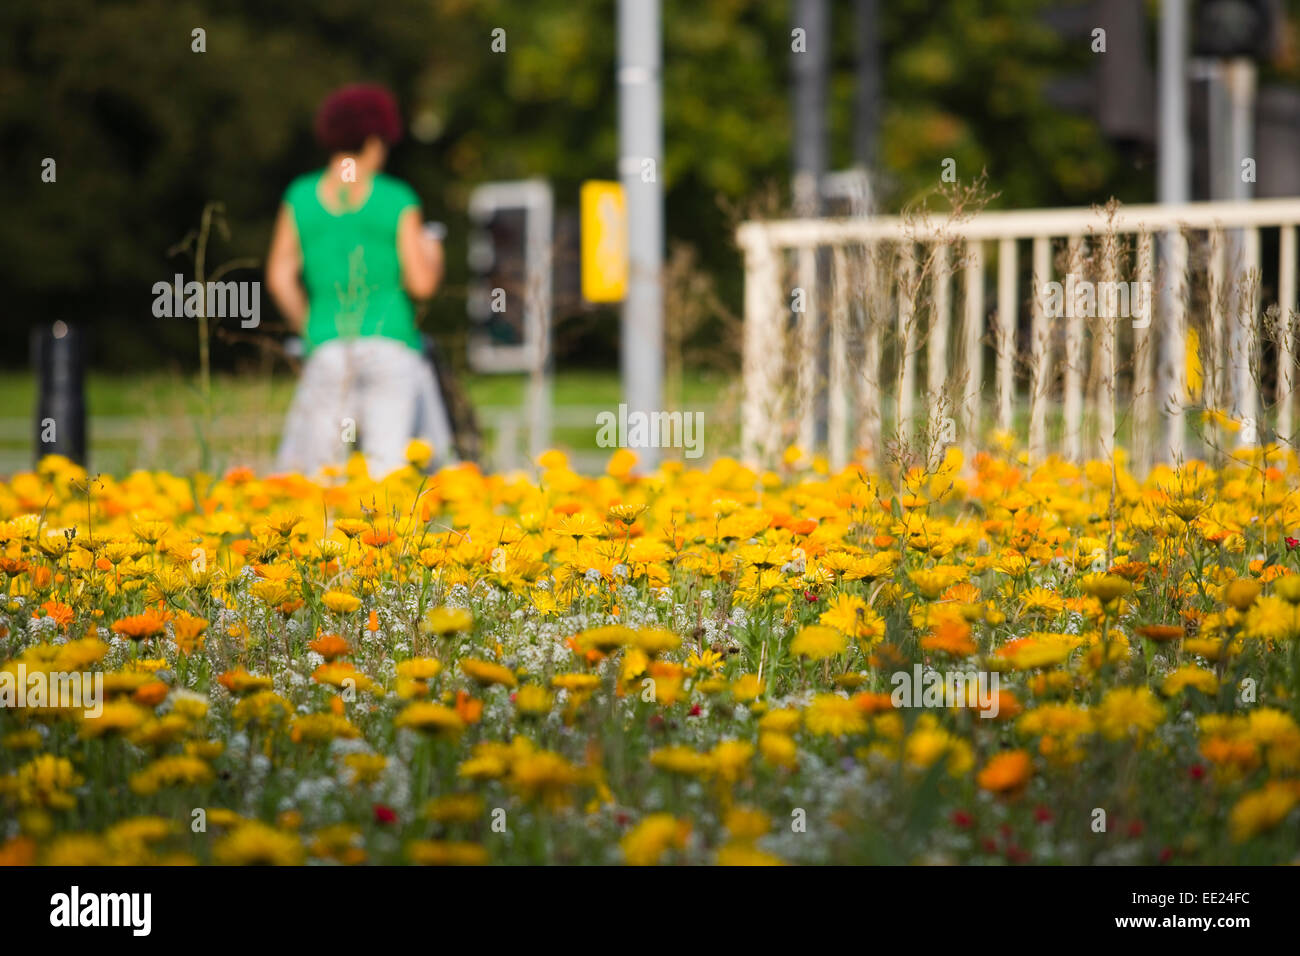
[398,207,442,300]
[266,204,308,332]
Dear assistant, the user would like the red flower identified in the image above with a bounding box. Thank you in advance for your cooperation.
[373,804,397,825]
[688,704,702,717]
[1006,845,1030,864]
[1189,763,1206,781]
[1033,804,1053,824]
[951,809,974,828]
[1126,820,1145,838]
[804,590,818,603]
[1287,537,1299,550]
[1159,847,1174,863]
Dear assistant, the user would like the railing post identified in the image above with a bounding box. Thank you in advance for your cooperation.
[1063,236,1086,461]
[1134,232,1155,474]
[1097,231,1119,461]
[928,242,951,468]
[1028,237,1051,464]
[1208,229,1226,412]
[741,227,783,467]
[857,243,883,468]
[829,246,850,470]
[1279,224,1297,444]
[796,245,819,453]
[897,242,917,447]
[1159,229,1189,464]
[996,237,1017,436]
[1231,226,1260,447]
[962,240,984,462]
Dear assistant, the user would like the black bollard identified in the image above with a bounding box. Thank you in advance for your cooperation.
[32,321,87,466]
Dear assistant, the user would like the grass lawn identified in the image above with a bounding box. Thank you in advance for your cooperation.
[0,368,741,475]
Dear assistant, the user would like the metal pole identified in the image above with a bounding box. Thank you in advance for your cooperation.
[1226,58,1257,444]
[1157,0,1190,464]
[854,0,879,173]
[33,321,87,466]
[792,0,828,451]
[618,0,664,468]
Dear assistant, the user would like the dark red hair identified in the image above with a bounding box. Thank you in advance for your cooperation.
[314,84,404,153]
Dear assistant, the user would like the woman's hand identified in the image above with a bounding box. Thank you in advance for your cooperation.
[266,204,308,332]
[398,208,441,300]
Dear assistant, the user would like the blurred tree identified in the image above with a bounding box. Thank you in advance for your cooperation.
[5,0,1285,372]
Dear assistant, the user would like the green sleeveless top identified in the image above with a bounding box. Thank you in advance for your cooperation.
[283,170,423,354]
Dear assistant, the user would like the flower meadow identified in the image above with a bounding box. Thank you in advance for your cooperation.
[3,443,1300,866]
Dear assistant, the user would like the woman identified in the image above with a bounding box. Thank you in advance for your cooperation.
[267,83,456,478]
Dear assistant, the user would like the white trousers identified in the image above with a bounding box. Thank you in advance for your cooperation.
[276,338,456,479]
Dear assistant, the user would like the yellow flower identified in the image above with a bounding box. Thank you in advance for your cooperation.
[649,745,714,777]
[1095,686,1164,741]
[631,627,681,656]
[514,684,554,716]
[290,713,360,744]
[394,702,465,737]
[129,756,213,795]
[804,694,866,737]
[621,814,690,866]
[405,439,434,469]
[321,590,362,614]
[421,606,473,636]
[342,753,388,785]
[724,806,772,840]
[759,732,798,769]
[396,657,443,681]
[1078,573,1132,604]
[910,566,968,600]
[1225,578,1262,611]
[1229,782,1300,843]
[1244,595,1300,640]
[423,793,485,825]
[1161,666,1219,697]
[789,624,847,660]
[460,658,517,688]
[716,842,785,866]
[408,840,489,865]
[213,822,304,865]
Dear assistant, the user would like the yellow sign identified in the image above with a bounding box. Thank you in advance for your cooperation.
[580,181,627,303]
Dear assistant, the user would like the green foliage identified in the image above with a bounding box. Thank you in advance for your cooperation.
[2,0,1178,370]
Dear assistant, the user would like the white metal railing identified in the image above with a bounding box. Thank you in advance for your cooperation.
[738,198,1300,473]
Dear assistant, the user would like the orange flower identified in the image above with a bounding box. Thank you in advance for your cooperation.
[977,750,1033,794]
[921,618,977,657]
[217,668,274,695]
[851,692,896,714]
[37,601,74,631]
[309,634,351,662]
[455,690,484,724]
[0,836,37,866]
[133,681,170,708]
[112,611,168,642]
[171,614,208,654]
